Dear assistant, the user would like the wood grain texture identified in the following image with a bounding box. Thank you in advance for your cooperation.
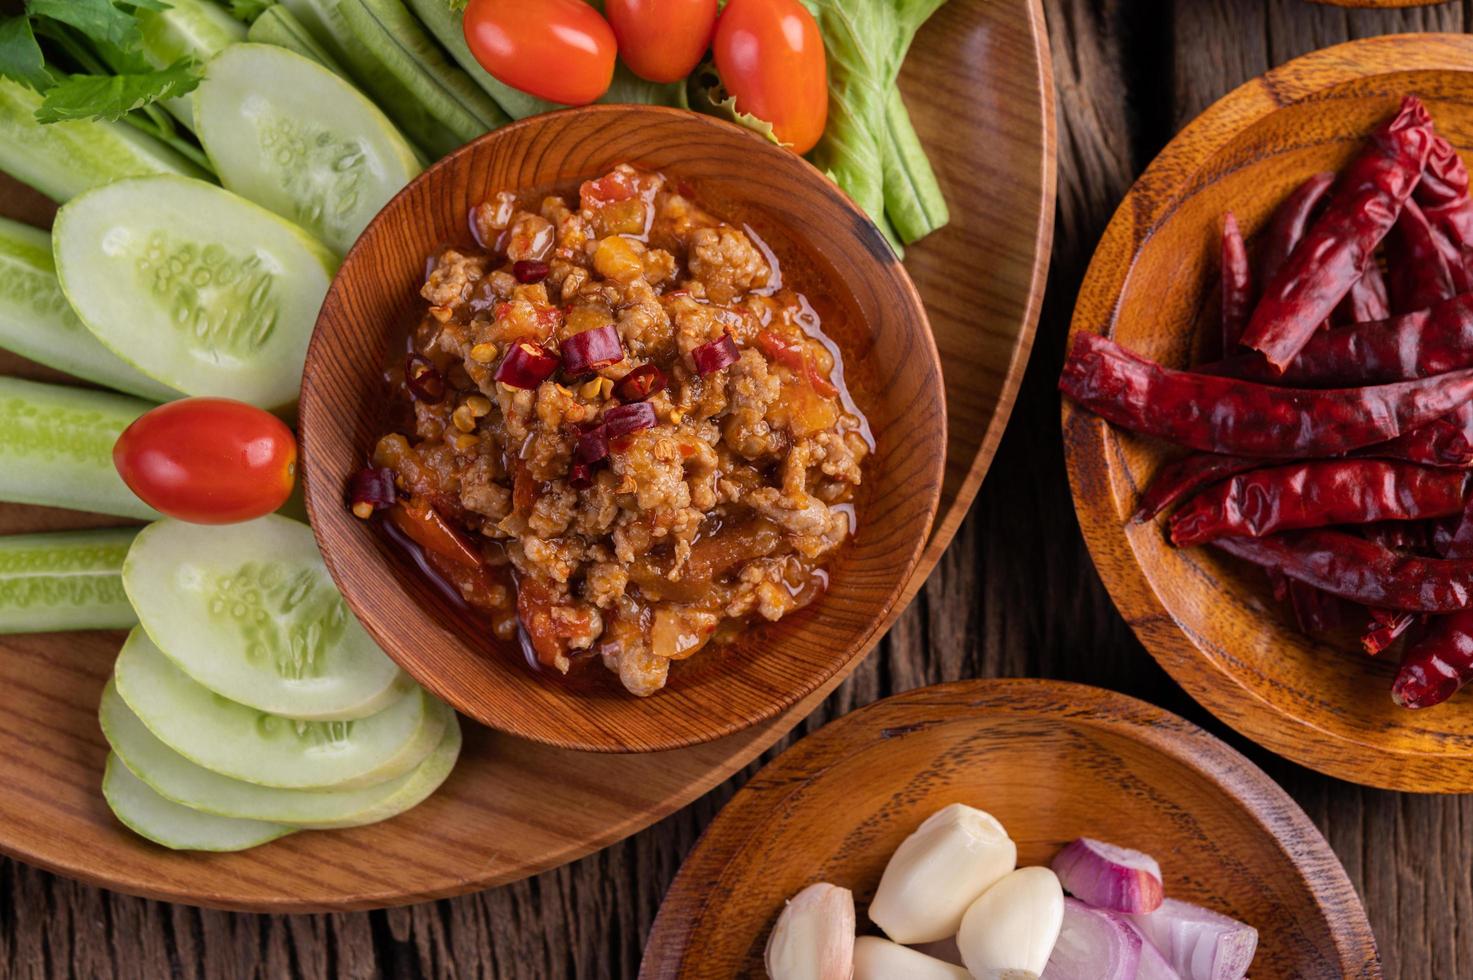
[1062,34,1473,792]
[0,0,1053,917]
[641,680,1379,979]
[7,2,1473,979]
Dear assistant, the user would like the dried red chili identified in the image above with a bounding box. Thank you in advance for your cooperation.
[1386,198,1459,314]
[1132,453,1261,523]
[1363,607,1415,656]
[1240,97,1436,371]
[614,363,667,401]
[1059,332,1473,457]
[1366,401,1473,469]
[1169,460,1467,547]
[405,353,447,404]
[1220,212,1251,352]
[1257,172,1334,285]
[1335,263,1390,324]
[1391,608,1473,707]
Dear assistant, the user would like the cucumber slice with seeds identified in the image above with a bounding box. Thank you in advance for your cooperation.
[196,44,421,256]
[0,217,178,401]
[0,528,139,634]
[123,516,405,721]
[104,752,293,851]
[53,175,337,410]
[102,679,460,828]
[0,376,159,520]
[114,628,443,790]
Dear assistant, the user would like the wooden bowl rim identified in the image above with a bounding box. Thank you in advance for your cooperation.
[301,103,945,753]
[1062,34,1473,792]
[639,678,1381,978]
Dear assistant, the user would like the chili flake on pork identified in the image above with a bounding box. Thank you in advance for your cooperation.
[365,164,870,696]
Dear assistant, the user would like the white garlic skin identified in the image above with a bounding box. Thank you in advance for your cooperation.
[867,803,1018,944]
[852,936,971,980]
[765,882,856,980]
[956,866,1064,980]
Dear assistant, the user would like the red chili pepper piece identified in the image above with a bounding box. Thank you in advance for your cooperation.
[560,324,625,374]
[348,467,396,513]
[404,353,447,404]
[1335,262,1390,324]
[1386,198,1459,314]
[1417,133,1473,292]
[1220,212,1251,352]
[1258,173,1335,285]
[494,341,560,389]
[1366,401,1473,469]
[513,259,550,284]
[1168,460,1468,547]
[692,333,739,375]
[1058,332,1473,457]
[1391,608,1473,707]
[568,462,594,489]
[1418,134,1469,208]
[1214,528,1473,612]
[1132,454,1261,523]
[574,425,610,464]
[1240,97,1436,371]
[755,329,840,397]
[1363,608,1415,656]
[603,401,657,438]
[615,363,667,402]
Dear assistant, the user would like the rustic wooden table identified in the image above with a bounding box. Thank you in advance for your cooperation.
[5,1,1473,977]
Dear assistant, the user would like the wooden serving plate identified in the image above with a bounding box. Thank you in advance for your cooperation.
[0,0,1054,910]
[1063,35,1473,792]
[640,679,1381,978]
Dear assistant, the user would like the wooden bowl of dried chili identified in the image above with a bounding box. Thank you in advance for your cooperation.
[300,106,945,753]
[1063,35,1473,792]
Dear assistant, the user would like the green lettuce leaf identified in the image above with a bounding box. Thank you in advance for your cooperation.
[35,57,200,122]
[0,16,51,91]
[26,0,143,50]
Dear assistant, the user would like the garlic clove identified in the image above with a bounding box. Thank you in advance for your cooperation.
[868,803,1018,944]
[765,882,856,980]
[956,866,1065,980]
[853,936,971,980]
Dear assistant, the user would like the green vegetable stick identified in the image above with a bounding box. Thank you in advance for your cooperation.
[0,77,208,202]
[0,528,140,634]
[882,87,948,245]
[245,4,347,74]
[137,0,247,128]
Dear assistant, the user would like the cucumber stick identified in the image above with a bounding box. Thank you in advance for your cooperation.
[195,44,421,256]
[0,377,158,520]
[104,753,293,851]
[0,528,139,634]
[53,175,337,410]
[246,5,348,75]
[0,78,209,203]
[114,627,445,790]
[102,680,461,828]
[137,0,247,128]
[123,516,407,721]
[0,218,177,402]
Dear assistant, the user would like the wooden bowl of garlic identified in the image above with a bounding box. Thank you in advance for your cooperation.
[638,679,1379,979]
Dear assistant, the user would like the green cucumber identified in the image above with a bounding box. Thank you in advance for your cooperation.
[114,627,444,790]
[0,528,139,634]
[102,679,460,828]
[52,175,338,410]
[104,752,293,851]
[337,0,508,150]
[0,78,209,203]
[279,0,458,159]
[123,515,406,721]
[137,0,248,128]
[0,217,178,401]
[246,5,347,75]
[195,44,422,256]
[0,377,158,520]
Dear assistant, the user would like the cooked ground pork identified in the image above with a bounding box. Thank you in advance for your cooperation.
[370,165,870,696]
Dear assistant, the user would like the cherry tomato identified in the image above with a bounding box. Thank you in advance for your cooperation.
[606,0,717,84]
[113,398,296,525]
[462,0,617,106]
[713,0,828,154]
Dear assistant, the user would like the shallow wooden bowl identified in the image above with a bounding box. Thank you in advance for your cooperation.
[300,106,946,753]
[1063,35,1473,791]
[641,679,1380,978]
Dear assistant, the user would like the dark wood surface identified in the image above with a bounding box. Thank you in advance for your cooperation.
[6,1,1473,977]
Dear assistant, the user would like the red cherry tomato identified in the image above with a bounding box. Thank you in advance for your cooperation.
[713,0,828,154]
[113,398,297,525]
[462,0,617,106]
[606,0,717,84]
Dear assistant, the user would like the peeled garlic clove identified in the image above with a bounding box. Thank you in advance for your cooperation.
[868,803,1017,944]
[957,866,1065,980]
[853,936,971,980]
[765,882,855,980]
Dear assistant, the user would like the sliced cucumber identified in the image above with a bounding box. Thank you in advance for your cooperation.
[114,628,443,790]
[123,515,405,720]
[0,78,208,203]
[196,44,422,256]
[137,0,248,128]
[102,680,460,828]
[279,0,458,159]
[104,752,293,851]
[52,175,337,410]
[0,376,158,520]
[0,217,178,401]
[0,528,139,634]
[246,5,348,75]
